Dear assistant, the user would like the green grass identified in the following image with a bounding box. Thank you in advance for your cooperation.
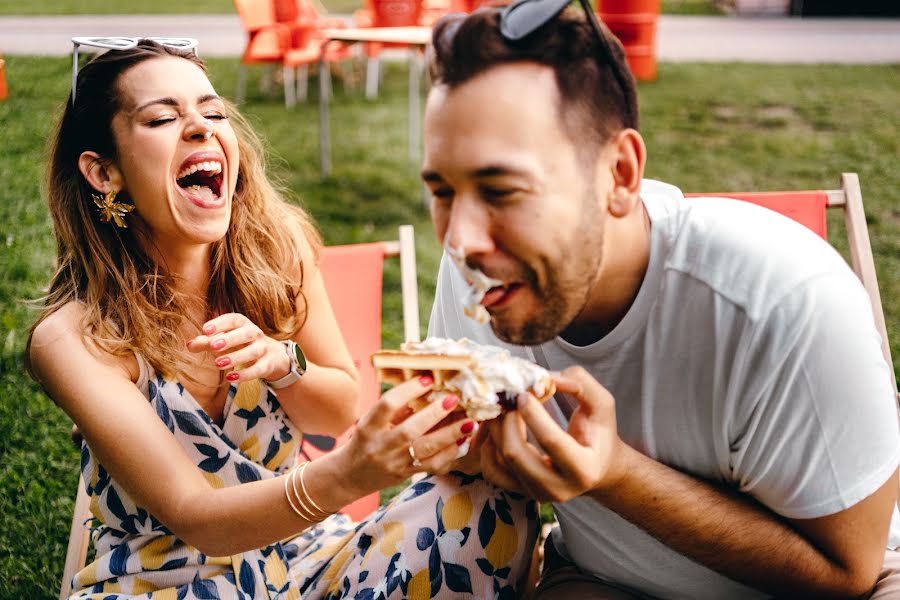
[1,58,898,597]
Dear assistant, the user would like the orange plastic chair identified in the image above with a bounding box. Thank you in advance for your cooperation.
[353,0,425,98]
[274,0,355,106]
[58,225,420,598]
[0,55,8,101]
[234,0,292,104]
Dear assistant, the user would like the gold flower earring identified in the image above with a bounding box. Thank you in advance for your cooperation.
[92,190,135,228]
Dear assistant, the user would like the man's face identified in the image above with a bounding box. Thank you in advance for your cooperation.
[422,63,614,345]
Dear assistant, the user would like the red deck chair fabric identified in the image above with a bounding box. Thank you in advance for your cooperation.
[685,190,828,240]
[305,241,388,520]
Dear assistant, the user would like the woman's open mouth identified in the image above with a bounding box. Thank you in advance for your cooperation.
[175,160,225,208]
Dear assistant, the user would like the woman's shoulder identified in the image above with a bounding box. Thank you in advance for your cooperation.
[30,301,140,384]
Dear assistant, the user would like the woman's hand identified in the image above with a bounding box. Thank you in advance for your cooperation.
[325,375,478,502]
[186,313,289,383]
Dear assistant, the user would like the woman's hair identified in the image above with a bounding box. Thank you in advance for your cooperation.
[27,40,321,383]
[429,8,639,151]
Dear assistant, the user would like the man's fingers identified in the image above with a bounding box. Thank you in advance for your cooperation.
[480,434,525,493]
[552,366,613,419]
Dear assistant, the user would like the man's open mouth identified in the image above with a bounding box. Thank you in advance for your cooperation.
[481,283,523,309]
[175,160,224,205]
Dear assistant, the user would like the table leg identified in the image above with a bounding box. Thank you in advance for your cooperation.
[319,44,333,177]
[408,48,420,162]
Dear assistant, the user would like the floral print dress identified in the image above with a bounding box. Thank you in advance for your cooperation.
[70,356,539,599]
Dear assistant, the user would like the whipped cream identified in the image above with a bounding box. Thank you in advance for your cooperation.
[401,337,550,422]
[445,243,502,325]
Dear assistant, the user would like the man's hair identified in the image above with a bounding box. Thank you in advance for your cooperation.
[429,7,639,150]
[27,40,321,384]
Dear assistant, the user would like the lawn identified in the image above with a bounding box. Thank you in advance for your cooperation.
[0,56,898,597]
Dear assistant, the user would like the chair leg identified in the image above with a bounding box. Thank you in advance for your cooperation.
[297,64,309,103]
[366,56,380,99]
[323,64,333,102]
[235,64,247,104]
[284,65,297,109]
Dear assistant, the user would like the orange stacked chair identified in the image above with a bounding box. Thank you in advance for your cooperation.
[0,55,8,101]
[353,0,424,98]
[598,0,660,81]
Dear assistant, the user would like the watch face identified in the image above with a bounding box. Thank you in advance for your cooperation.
[293,342,307,374]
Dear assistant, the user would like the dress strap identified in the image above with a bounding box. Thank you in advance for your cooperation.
[134,351,151,396]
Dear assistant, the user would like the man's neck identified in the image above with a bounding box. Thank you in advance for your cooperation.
[564,201,651,346]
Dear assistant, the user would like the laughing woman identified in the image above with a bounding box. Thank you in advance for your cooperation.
[27,40,537,599]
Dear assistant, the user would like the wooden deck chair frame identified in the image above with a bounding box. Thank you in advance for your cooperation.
[524,172,898,593]
[58,224,419,599]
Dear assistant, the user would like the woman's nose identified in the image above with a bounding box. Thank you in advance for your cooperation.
[184,116,215,142]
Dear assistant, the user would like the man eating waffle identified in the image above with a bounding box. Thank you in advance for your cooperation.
[414,5,900,600]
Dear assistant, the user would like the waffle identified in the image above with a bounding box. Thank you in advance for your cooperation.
[371,337,556,422]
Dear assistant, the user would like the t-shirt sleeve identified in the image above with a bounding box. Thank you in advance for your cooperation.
[728,271,899,519]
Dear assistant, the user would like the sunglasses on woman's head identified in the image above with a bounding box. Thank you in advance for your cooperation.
[70,37,199,106]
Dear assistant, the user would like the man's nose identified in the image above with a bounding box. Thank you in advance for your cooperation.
[443,198,494,258]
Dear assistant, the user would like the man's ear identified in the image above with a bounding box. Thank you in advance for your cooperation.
[608,128,646,218]
[77,151,123,195]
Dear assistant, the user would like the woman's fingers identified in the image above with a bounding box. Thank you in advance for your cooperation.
[409,415,476,465]
[360,375,434,430]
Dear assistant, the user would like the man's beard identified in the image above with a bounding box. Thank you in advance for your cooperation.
[490,248,600,346]
[490,185,603,347]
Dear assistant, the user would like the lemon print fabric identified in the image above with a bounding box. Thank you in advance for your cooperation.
[68,357,539,599]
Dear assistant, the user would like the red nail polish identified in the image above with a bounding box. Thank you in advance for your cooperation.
[457,437,467,446]
[419,374,434,386]
[460,421,474,434]
[442,395,459,410]
[185,340,194,348]
[226,372,240,381]
[215,357,231,367]
[203,324,216,334]
[212,339,226,350]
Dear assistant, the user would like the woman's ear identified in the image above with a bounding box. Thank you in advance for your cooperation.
[78,151,123,195]
[608,128,646,218]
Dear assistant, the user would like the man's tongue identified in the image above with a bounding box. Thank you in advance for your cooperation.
[481,286,507,308]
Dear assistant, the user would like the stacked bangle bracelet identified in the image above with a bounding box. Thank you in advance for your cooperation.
[283,461,333,522]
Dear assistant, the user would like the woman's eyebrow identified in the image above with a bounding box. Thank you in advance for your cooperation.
[132,94,222,115]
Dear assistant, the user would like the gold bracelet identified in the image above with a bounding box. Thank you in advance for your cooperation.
[283,465,311,520]
[291,462,328,522]
[298,460,332,517]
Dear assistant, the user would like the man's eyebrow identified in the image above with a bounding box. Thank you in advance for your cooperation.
[132,94,223,114]
[471,164,532,179]
[421,164,533,183]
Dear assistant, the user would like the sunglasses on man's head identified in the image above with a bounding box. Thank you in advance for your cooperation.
[70,37,199,106]
[437,0,636,129]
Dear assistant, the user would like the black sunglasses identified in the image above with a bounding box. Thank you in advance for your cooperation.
[498,0,637,128]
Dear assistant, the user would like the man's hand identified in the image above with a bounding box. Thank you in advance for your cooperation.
[481,366,628,502]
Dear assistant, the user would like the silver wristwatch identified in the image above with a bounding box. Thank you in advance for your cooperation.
[265,340,307,389]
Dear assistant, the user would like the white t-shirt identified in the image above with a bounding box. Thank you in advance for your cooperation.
[428,179,900,599]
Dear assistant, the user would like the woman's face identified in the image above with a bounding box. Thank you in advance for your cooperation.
[109,56,240,251]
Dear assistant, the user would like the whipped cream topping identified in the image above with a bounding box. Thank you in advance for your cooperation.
[445,243,502,325]
[401,337,550,422]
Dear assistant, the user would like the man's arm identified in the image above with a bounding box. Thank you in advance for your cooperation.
[485,367,897,599]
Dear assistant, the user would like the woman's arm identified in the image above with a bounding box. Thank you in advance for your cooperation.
[188,234,360,437]
[31,303,462,556]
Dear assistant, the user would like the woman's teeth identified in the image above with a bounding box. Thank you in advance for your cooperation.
[176,160,222,180]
